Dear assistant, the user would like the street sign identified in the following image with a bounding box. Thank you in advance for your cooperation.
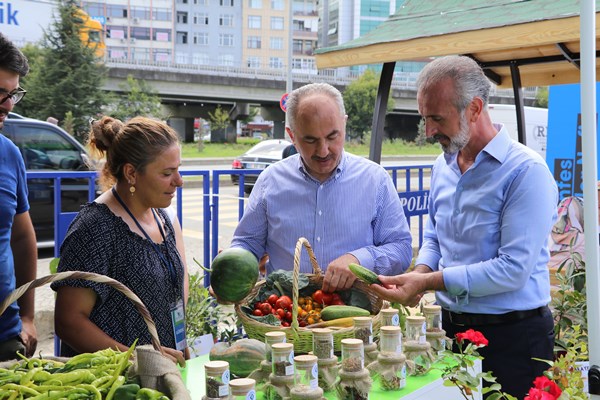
[280,93,289,112]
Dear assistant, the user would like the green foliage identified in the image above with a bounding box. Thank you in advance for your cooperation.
[185,271,239,343]
[540,349,587,399]
[208,105,231,131]
[343,69,395,142]
[534,87,549,108]
[63,111,75,135]
[551,243,587,359]
[16,0,108,140]
[106,75,163,121]
[415,118,428,147]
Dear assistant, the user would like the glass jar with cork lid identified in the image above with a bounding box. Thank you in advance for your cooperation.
[403,316,434,376]
[337,338,371,400]
[290,355,323,400]
[312,328,338,391]
[228,378,256,400]
[367,326,407,391]
[353,316,378,364]
[423,305,446,354]
[380,308,400,327]
[204,360,230,400]
[266,342,295,400]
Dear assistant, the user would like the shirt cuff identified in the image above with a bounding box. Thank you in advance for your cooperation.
[441,264,470,306]
[349,249,374,271]
[415,253,441,272]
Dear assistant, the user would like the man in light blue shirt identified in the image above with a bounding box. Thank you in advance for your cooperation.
[231,83,413,293]
[371,56,557,398]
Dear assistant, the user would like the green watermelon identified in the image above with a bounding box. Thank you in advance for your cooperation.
[210,248,259,303]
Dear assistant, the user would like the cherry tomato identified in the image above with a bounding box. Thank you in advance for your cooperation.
[276,308,286,319]
[321,292,333,305]
[312,290,324,304]
[281,321,290,327]
[253,309,263,316]
[299,320,307,327]
[267,294,279,306]
[259,303,272,315]
[285,311,293,322]
[254,301,261,309]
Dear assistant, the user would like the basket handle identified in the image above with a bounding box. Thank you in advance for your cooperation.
[291,237,322,331]
[0,271,162,354]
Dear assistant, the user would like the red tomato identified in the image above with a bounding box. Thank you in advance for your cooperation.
[285,311,293,322]
[276,308,286,319]
[312,290,324,304]
[299,320,307,327]
[276,296,292,311]
[331,293,342,303]
[259,303,272,315]
[267,294,279,306]
[254,301,261,309]
[331,299,345,305]
[281,321,290,327]
[321,292,333,305]
[253,309,263,316]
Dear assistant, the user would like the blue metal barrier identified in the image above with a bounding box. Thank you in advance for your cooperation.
[27,165,432,283]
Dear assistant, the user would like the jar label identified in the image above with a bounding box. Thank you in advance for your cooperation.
[285,365,295,376]
[310,378,318,389]
[311,364,319,379]
[289,351,295,364]
[396,344,402,354]
[222,370,230,385]
[246,389,256,400]
[218,384,229,397]
[391,314,399,326]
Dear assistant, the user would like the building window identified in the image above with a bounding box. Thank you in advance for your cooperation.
[107,5,126,18]
[270,37,283,49]
[107,26,127,39]
[131,27,150,40]
[248,15,261,29]
[193,32,209,45]
[219,54,234,66]
[270,16,284,30]
[153,8,172,21]
[153,29,171,42]
[131,7,150,19]
[249,0,262,8]
[219,34,234,46]
[247,36,261,49]
[269,57,284,69]
[293,39,303,53]
[247,56,261,68]
[177,0,188,3]
[220,0,234,6]
[192,53,210,65]
[177,31,188,44]
[194,0,208,4]
[176,12,188,24]
[109,47,128,59]
[193,13,209,25]
[271,0,284,10]
[219,14,234,27]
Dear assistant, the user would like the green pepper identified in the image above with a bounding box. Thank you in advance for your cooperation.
[113,383,140,400]
[135,387,169,400]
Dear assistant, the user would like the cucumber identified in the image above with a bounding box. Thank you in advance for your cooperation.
[320,305,370,321]
[348,263,382,285]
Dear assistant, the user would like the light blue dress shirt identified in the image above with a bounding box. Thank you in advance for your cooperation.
[415,125,558,314]
[231,151,413,276]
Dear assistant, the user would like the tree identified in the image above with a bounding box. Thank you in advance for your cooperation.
[208,105,234,143]
[17,0,108,140]
[343,69,395,142]
[106,75,164,121]
[534,86,548,108]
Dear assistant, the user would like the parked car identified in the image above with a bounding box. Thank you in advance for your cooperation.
[231,139,292,194]
[3,113,96,248]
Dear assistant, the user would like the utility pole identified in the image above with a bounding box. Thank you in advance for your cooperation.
[284,1,293,141]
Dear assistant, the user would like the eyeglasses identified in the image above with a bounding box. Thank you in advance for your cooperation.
[0,87,26,105]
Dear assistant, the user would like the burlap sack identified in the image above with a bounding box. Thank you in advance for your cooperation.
[128,345,192,400]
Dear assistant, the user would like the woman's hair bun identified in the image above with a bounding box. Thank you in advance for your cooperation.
[90,116,124,151]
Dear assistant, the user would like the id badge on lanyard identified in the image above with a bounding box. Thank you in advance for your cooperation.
[170,298,187,351]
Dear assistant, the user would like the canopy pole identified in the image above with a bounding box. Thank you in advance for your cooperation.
[369,62,395,163]
[581,0,600,396]
[509,62,526,144]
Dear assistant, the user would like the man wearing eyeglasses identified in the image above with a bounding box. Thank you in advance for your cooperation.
[0,32,38,361]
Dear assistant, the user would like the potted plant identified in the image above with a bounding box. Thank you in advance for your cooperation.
[186,271,239,357]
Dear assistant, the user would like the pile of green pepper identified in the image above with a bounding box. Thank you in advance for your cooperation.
[0,342,170,400]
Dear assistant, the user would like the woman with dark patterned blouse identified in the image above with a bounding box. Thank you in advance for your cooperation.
[51,116,188,366]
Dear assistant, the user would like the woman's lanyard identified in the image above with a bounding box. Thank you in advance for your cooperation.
[111,187,178,289]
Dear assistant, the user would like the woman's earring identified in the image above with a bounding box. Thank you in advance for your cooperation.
[129,182,136,196]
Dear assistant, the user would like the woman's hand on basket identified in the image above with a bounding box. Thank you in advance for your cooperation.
[20,316,37,357]
[161,346,186,367]
[322,254,358,293]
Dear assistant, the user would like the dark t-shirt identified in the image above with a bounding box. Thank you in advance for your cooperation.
[51,202,185,356]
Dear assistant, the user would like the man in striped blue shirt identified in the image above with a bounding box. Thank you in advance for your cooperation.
[371,56,558,398]
[231,83,413,293]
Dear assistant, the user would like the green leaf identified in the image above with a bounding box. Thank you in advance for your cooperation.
[49,258,60,275]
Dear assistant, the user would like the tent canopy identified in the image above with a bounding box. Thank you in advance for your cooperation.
[315,0,600,89]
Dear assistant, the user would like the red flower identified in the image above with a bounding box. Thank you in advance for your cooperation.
[524,376,562,400]
[455,329,489,346]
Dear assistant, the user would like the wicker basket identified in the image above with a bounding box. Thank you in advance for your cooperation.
[0,271,192,400]
[235,237,384,354]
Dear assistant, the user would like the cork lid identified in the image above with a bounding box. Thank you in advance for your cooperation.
[265,331,287,343]
[406,316,426,324]
[271,342,294,354]
[229,378,255,394]
[422,305,442,313]
[312,328,333,337]
[204,360,229,374]
[294,354,318,368]
[380,326,401,335]
[380,308,399,316]
[353,316,372,327]
[341,338,364,349]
